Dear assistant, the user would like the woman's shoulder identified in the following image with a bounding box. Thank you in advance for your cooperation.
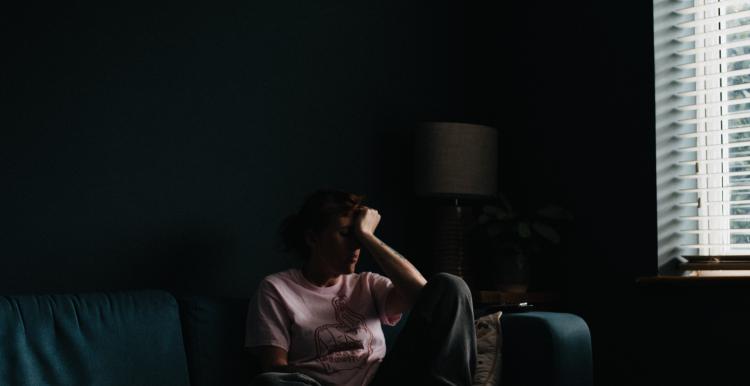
[355,270,387,279]
[259,268,301,289]
[348,271,390,285]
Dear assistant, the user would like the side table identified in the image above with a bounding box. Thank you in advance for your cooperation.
[473,290,561,314]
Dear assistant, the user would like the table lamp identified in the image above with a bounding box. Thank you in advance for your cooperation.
[414,121,498,281]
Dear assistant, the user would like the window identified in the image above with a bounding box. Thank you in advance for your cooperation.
[655,0,750,273]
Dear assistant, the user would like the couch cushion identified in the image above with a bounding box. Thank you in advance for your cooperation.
[0,290,190,386]
[177,295,257,386]
[473,310,502,386]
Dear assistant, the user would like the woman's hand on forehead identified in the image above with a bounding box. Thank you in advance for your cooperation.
[353,206,381,238]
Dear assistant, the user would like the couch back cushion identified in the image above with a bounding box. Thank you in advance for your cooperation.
[177,295,258,386]
[0,290,191,386]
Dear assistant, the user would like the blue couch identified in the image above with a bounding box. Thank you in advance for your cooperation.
[0,290,592,386]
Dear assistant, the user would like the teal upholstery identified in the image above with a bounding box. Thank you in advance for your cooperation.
[0,291,591,386]
[0,291,191,386]
[177,295,257,386]
[179,298,593,386]
[501,311,593,386]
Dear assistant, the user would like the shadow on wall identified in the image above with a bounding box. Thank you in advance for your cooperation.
[135,224,239,294]
[23,224,240,295]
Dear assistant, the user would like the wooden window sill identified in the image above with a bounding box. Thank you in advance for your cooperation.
[637,275,750,286]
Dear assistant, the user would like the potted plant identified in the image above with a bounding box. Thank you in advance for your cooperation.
[467,195,573,293]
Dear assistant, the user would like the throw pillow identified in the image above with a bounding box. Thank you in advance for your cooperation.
[472,310,503,386]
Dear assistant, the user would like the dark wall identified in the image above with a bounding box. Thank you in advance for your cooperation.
[463,1,660,385]
[1,1,468,295]
[634,279,750,385]
[465,2,750,386]
[4,1,732,385]
[465,0,657,277]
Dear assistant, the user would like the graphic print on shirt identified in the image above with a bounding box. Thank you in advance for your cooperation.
[314,295,374,374]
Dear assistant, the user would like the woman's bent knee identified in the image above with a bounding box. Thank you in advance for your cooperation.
[427,272,471,297]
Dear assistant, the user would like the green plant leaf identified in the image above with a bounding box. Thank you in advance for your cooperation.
[518,221,532,238]
[494,210,512,220]
[482,205,500,215]
[487,223,503,237]
[498,193,514,214]
[532,221,561,244]
[514,253,527,269]
[536,205,573,220]
[484,204,511,220]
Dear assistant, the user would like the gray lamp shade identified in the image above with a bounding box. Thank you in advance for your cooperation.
[414,122,498,198]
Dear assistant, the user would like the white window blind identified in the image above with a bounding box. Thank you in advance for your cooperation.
[655,0,750,270]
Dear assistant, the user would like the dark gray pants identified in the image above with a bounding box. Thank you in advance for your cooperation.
[250,273,477,386]
[369,272,477,386]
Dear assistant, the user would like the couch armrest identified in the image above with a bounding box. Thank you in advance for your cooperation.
[501,311,593,386]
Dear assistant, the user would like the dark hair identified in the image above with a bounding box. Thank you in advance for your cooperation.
[279,189,365,260]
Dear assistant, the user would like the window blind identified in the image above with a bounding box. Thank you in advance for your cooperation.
[655,0,750,270]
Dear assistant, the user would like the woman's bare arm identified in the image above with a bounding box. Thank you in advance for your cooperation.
[354,207,427,315]
[254,346,328,384]
[255,346,289,372]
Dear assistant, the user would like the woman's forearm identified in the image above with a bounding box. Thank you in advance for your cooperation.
[359,232,427,305]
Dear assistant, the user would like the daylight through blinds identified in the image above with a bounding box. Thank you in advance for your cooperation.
[659,0,750,260]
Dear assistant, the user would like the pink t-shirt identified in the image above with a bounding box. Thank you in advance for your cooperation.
[245,269,402,386]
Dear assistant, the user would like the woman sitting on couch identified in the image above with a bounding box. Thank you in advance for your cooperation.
[245,190,476,386]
